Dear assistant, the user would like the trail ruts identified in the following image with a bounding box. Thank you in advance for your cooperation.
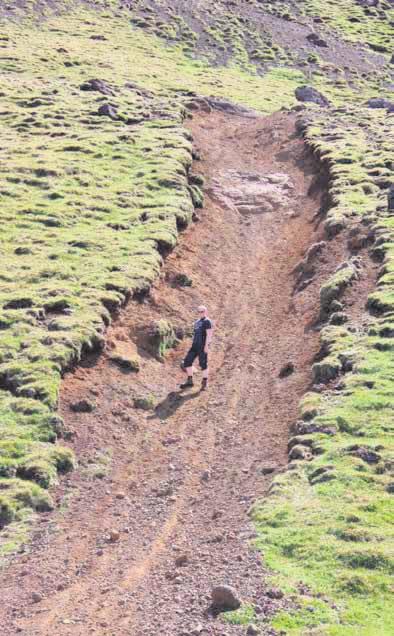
[0,110,346,636]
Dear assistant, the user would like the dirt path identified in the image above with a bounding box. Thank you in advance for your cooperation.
[0,110,348,636]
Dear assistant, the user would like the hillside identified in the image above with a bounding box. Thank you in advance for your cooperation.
[0,1,393,635]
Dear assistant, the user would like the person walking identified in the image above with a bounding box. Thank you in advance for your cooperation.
[180,305,213,391]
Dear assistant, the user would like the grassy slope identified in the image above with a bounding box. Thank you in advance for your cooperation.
[0,3,314,548]
[0,3,393,634]
[251,108,394,636]
[269,0,393,54]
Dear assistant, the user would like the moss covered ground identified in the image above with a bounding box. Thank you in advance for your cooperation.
[252,97,394,635]
[274,0,393,55]
[0,1,393,633]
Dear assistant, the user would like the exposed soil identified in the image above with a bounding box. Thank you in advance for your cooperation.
[0,110,378,636]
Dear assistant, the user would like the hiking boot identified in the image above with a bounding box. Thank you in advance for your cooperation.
[180,377,194,389]
[201,378,208,391]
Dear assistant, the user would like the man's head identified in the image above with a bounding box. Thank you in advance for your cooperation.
[197,305,207,318]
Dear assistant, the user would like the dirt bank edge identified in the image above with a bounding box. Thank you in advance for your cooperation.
[250,109,394,635]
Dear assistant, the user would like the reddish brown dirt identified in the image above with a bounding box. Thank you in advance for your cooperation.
[0,110,377,636]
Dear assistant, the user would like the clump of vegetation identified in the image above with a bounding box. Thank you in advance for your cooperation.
[133,394,157,411]
[148,320,179,361]
[109,354,140,372]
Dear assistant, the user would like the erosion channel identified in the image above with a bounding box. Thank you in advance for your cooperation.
[0,108,376,636]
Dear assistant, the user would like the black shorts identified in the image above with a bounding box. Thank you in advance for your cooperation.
[183,348,208,371]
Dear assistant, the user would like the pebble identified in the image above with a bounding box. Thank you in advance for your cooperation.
[31,592,42,604]
[201,469,211,482]
[109,530,120,543]
[267,587,284,600]
[175,554,189,567]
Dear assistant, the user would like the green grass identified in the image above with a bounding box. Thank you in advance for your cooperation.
[265,0,393,55]
[251,99,394,634]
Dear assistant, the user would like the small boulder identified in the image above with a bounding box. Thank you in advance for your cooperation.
[388,184,394,212]
[260,464,276,475]
[347,445,381,464]
[80,79,114,96]
[306,32,328,47]
[267,587,284,600]
[172,273,193,288]
[366,97,394,111]
[295,86,330,107]
[289,444,312,461]
[175,554,189,567]
[279,362,295,378]
[109,354,140,372]
[211,584,241,611]
[109,530,120,543]
[70,399,94,413]
[32,592,43,604]
[247,625,260,636]
[98,103,119,119]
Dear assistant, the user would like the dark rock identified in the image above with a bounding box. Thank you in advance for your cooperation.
[329,311,348,325]
[309,465,336,485]
[80,78,114,96]
[90,34,108,41]
[267,587,284,600]
[247,626,260,635]
[186,97,212,113]
[306,32,328,47]
[201,469,211,482]
[70,399,95,413]
[14,246,32,255]
[260,464,276,475]
[288,436,314,451]
[31,592,43,604]
[175,554,189,567]
[97,103,119,119]
[288,445,313,461]
[292,420,337,436]
[172,273,192,288]
[366,98,394,110]
[124,82,154,100]
[211,585,241,611]
[206,97,258,118]
[388,184,394,212]
[295,86,330,107]
[279,362,295,378]
[347,445,381,464]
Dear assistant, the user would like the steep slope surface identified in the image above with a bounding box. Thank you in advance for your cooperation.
[0,2,393,635]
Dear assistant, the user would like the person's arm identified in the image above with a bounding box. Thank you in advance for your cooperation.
[204,323,213,353]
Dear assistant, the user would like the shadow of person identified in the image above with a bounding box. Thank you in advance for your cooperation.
[147,389,201,421]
